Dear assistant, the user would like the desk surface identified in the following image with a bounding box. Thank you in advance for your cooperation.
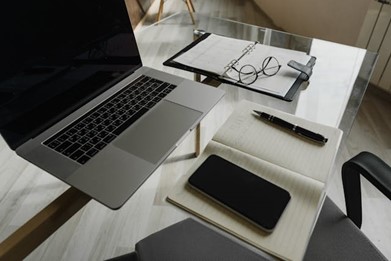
[0,12,377,260]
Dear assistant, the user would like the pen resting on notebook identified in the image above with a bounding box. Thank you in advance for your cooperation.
[253,110,328,145]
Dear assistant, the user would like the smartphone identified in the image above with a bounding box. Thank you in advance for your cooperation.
[188,155,291,232]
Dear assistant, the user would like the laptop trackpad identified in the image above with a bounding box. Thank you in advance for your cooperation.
[113,100,202,164]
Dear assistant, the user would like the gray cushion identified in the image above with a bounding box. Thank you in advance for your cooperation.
[304,197,387,261]
[136,218,267,261]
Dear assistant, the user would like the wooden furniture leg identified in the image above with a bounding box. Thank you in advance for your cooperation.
[189,0,195,12]
[156,0,195,24]
[195,123,201,156]
[156,0,164,22]
[0,187,91,261]
[136,0,145,14]
[185,0,195,24]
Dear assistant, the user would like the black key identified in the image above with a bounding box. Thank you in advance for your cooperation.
[86,123,97,130]
[94,125,105,132]
[69,134,80,143]
[57,134,69,142]
[78,136,90,144]
[156,82,169,92]
[90,112,100,119]
[113,107,148,135]
[47,140,61,149]
[112,119,123,127]
[70,150,84,160]
[86,148,99,157]
[153,97,162,102]
[77,155,91,164]
[84,117,94,124]
[74,122,86,130]
[101,112,110,119]
[77,128,88,136]
[63,143,81,156]
[168,84,177,90]
[95,142,107,150]
[66,128,78,136]
[97,107,107,113]
[90,137,101,145]
[86,130,98,138]
[146,101,156,108]
[93,117,103,124]
[103,134,116,143]
[55,141,72,152]
[119,114,130,121]
[106,125,116,132]
[133,104,142,110]
[158,92,166,98]
[97,130,109,138]
[109,114,119,121]
[80,143,93,151]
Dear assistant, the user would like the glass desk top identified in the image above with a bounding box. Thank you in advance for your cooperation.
[135,12,377,139]
[0,11,378,261]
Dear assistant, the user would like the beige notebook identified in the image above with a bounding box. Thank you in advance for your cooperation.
[167,100,343,261]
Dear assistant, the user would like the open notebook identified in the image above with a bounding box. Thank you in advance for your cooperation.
[167,100,342,261]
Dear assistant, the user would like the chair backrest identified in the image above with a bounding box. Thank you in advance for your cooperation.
[342,151,391,228]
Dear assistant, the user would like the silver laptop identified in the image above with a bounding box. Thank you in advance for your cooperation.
[0,0,224,209]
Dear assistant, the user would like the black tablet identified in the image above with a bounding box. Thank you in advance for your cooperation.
[188,155,291,232]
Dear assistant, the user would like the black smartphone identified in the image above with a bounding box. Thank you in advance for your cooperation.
[188,155,291,232]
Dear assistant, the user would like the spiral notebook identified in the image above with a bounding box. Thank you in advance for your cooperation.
[164,33,316,101]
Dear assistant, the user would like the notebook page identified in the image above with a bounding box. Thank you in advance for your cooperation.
[213,100,342,183]
[173,34,252,75]
[167,140,325,261]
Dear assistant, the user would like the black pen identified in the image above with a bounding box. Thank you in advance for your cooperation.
[253,110,328,145]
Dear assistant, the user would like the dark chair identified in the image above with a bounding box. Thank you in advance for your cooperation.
[304,151,390,260]
[107,218,268,261]
[109,151,391,261]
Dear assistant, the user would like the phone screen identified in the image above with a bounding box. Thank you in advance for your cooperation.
[188,155,291,232]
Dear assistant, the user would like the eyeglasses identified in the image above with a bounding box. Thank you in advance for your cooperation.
[231,56,281,85]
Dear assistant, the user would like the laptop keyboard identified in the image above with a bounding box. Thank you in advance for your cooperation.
[43,75,177,164]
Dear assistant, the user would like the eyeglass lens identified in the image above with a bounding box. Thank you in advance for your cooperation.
[262,56,280,76]
[239,64,258,85]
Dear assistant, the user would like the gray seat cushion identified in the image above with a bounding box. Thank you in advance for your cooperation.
[136,218,267,261]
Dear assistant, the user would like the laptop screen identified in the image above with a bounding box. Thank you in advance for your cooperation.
[0,0,142,149]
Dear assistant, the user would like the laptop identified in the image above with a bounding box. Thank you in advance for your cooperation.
[0,0,224,209]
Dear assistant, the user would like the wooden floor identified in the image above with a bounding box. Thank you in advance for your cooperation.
[0,0,390,260]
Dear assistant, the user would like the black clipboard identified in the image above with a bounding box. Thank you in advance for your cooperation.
[163,33,316,102]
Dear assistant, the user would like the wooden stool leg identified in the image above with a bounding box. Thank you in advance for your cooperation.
[185,0,195,24]
[189,0,195,12]
[136,0,145,14]
[195,123,201,157]
[157,0,164,22]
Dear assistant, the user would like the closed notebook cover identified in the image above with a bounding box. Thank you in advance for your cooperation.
[188,155,291,232]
